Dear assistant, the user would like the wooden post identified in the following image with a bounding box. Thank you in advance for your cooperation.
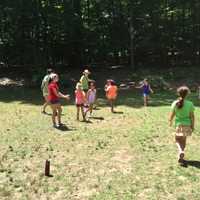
[45,160,50,176]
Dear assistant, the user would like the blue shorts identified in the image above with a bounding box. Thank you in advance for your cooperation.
[50,99,60,104]
[143,93,149,97]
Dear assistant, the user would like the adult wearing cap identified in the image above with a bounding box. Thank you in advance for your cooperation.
[80,69,90,93]
[41,68,54,113]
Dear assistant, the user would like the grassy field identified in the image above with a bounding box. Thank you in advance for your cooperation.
[0,86,200,200]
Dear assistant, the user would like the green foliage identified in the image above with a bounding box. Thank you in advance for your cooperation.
[0,0,200,67]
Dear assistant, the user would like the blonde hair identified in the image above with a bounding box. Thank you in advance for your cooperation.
[76,82,82,90]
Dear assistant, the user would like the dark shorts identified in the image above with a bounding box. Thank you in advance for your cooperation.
[50,99,60,104]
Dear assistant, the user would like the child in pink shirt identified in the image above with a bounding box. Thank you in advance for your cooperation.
[75,82,86,121]
[86,82,97,116]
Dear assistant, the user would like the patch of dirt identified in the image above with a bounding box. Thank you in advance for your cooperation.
[109,148,133,174]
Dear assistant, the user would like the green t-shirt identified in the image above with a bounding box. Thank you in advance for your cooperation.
[80,75,89,90]
[171,100,195,127]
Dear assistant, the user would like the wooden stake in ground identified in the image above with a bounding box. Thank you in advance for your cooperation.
[45,160,50,176]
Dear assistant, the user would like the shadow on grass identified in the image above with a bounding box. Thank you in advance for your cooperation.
[0,86,199,108]
[89,116,104,120]
[113,111,124,114]
[184,160,200,169]
[55,124,76,132]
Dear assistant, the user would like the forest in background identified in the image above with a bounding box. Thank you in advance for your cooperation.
[0,0,200,69]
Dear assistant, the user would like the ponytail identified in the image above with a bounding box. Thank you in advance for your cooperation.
[176,86,190,109]
[176,97,184,109]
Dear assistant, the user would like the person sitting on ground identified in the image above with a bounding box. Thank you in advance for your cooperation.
[41,68,54,113]
[169,86,195,166]
[48,73,70,128]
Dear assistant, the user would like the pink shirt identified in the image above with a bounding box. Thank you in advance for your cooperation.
[75,90,85,105]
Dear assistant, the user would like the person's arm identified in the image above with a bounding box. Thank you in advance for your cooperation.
[80,76,84,85]
[52,88,69,100]
[41,78,45,90]
[105,85,109,92]
[149,85,154,93]
[169,111,175,127]
[190,112,195,131]
[135,84,143,89]
[58,91,70,100]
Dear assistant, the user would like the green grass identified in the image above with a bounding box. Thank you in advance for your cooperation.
[0,87,200,200]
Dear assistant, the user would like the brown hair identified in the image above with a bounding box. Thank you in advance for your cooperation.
[176,86,190,109]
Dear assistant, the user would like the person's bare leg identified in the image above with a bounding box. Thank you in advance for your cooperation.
[51,106,57,127]
[110,100,114,113]
[57,105,62,125]
[176,136,185,162]
[42,96,49,113]
[180,137,186,159]
[89,104,93,115]
[144,96,147,106]
[77,107,80,121]
[147,96,149,106]
[81,106,86,121]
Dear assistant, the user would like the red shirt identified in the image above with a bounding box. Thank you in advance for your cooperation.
[75,90,85,105]
[48,82,59,101]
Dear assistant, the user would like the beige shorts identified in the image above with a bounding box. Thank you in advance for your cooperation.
[175,125,192,137]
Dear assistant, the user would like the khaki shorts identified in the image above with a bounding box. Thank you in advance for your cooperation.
[175,125,192,137]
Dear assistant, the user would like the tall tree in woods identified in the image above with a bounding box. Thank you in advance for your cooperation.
[0,0,199,68]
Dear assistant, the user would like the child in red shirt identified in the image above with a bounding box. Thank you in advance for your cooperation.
[48,74,70,128]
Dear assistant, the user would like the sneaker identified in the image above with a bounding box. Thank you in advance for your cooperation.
[178,152,185,163]
[53,124,59,128]
[58,123,64,127]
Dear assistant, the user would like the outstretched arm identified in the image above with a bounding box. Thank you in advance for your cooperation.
[149,85,154,93]
[135,84,144,89]
[52,88,70,100]
[169,111,175,127]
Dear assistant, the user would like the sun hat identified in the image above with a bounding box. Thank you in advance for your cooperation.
[83,69,90,74]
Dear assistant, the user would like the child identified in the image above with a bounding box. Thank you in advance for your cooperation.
[169,86,195,166]
[48,73,70,128]
[86,82,97,117]
[105,79,118,113]
[136,78,154,106]
[80,69,91,93]
[41,68,54,113]
[75,82,86,121]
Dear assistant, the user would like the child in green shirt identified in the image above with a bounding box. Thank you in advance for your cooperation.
[169,86,195,166]
[80,69,90,92]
